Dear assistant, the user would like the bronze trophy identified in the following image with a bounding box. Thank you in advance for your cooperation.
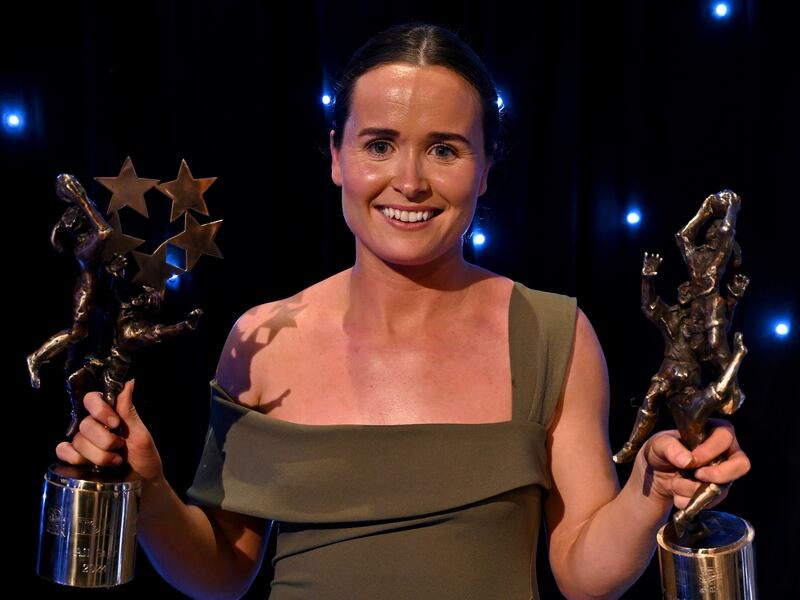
[614,190,756,599]
[29,158,222,587]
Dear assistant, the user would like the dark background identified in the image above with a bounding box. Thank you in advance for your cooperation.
[5,1,797,597]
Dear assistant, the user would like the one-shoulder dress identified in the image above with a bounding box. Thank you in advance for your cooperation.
[187,283,577,599]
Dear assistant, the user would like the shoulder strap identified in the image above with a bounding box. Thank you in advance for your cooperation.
[509,283,577,426]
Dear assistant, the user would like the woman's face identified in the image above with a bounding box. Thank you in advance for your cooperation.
[330,63,492,267]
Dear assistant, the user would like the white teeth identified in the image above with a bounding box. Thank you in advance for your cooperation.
[380,207,435,223]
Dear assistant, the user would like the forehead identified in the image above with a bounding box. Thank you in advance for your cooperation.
[346,64,483,138]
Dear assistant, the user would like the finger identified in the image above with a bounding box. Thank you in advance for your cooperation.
[55,441,91,466]
[670,476,702,500]
[646,431,693,470]
[691,422,737,466]
[71,432,124,467]
[695,448,751,483]
[704,486,730,509]
[115,380,142,436]
[78,415,125,452]
[84,391,121,429]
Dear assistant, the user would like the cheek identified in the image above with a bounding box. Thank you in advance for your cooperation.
[341,159,385,200]
[430,167,482,206]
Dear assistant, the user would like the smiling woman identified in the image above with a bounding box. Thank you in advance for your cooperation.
[56,22,752,600]
[331,63,492,268]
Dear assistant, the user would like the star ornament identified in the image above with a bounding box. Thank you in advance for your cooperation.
[95,156,160,217]
[167,212,223,270]
[102,211,145,263]
[132,241,185,292]
[157,159,217,222]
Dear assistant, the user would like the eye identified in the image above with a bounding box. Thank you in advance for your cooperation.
[430,144,458,160]
[366,139,393,157]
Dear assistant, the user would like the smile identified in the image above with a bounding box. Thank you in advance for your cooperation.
[379,207,441,223]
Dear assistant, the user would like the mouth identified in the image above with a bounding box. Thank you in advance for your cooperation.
[378,206,443,224]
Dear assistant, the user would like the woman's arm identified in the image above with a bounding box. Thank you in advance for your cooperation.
[543,310,750,599]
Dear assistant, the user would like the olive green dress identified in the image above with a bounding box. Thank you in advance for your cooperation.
[187,283,577,599]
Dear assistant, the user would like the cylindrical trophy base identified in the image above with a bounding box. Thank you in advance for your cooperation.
[36,462,141,588]
[657,511,756,599]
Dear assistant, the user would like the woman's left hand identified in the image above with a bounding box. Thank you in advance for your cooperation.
[638,419,751,509]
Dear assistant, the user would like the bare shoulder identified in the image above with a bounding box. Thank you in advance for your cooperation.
[569,308,608,389]
[214,272,347,408]
[548,308,610,442]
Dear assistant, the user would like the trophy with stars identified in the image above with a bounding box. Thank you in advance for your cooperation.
[31,157,222,588]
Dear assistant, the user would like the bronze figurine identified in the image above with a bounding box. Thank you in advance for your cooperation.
[26,175,112,390]
[614,190,748,536]
[27,159,221,436]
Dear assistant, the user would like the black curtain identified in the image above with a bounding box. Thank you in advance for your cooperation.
[6,1,796,597]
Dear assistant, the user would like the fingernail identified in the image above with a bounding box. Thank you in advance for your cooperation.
[679,452,693,468]
[112,455,123,465]
[107,416,119,429]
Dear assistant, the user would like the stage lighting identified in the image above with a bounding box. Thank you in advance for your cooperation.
[321,94,332,106]
[496,96,504,111]
[2,108,25,133]
[713,2,730,18]
[775,322,790,337]
[626,210,641,225]
[472,232,486,247]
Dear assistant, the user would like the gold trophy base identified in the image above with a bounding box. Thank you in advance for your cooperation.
[36,462,141,587]
[657,510,756,599]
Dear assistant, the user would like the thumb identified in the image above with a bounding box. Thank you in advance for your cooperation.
[115,379,143,434]
[644,431,694,472]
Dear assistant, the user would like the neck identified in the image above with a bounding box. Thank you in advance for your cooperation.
[344,241,488,337]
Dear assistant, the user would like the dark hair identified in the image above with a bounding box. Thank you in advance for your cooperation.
[330,23,502,160]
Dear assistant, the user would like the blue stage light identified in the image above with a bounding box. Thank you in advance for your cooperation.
[496,96,504,111]
[2,108,25,133]
[713,2,730,18]
[321,94,332,106]
[472,232,486,247]
[626,210,641,225]
[774,322,790,337]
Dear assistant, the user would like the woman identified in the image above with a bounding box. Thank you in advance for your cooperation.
[56,23,750,599]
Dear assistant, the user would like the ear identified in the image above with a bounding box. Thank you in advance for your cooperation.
[330,130,342,187]
[477,155,493,197]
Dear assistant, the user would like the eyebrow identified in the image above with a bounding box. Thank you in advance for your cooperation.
[356,127,474,148]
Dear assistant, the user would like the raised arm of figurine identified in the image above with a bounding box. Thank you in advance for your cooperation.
[675,197,713,262]
[641,252,666,320]
[725,273,750,324]
[55,174,112,241]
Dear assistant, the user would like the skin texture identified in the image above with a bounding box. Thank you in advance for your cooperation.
[56,63,750,600]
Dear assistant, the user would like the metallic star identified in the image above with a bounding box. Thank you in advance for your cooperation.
[95,156,159,217]
[132,241,185,292]
[156,159,216,222]
[102,211,146,262]
[166,212,223,270]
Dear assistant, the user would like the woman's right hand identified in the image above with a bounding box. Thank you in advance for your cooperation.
[55,379,165,483]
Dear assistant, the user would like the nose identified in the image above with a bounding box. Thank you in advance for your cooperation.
[391,151,430,201]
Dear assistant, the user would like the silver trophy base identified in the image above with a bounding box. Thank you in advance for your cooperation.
[36,462,141,588]
[657,511,756,599]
